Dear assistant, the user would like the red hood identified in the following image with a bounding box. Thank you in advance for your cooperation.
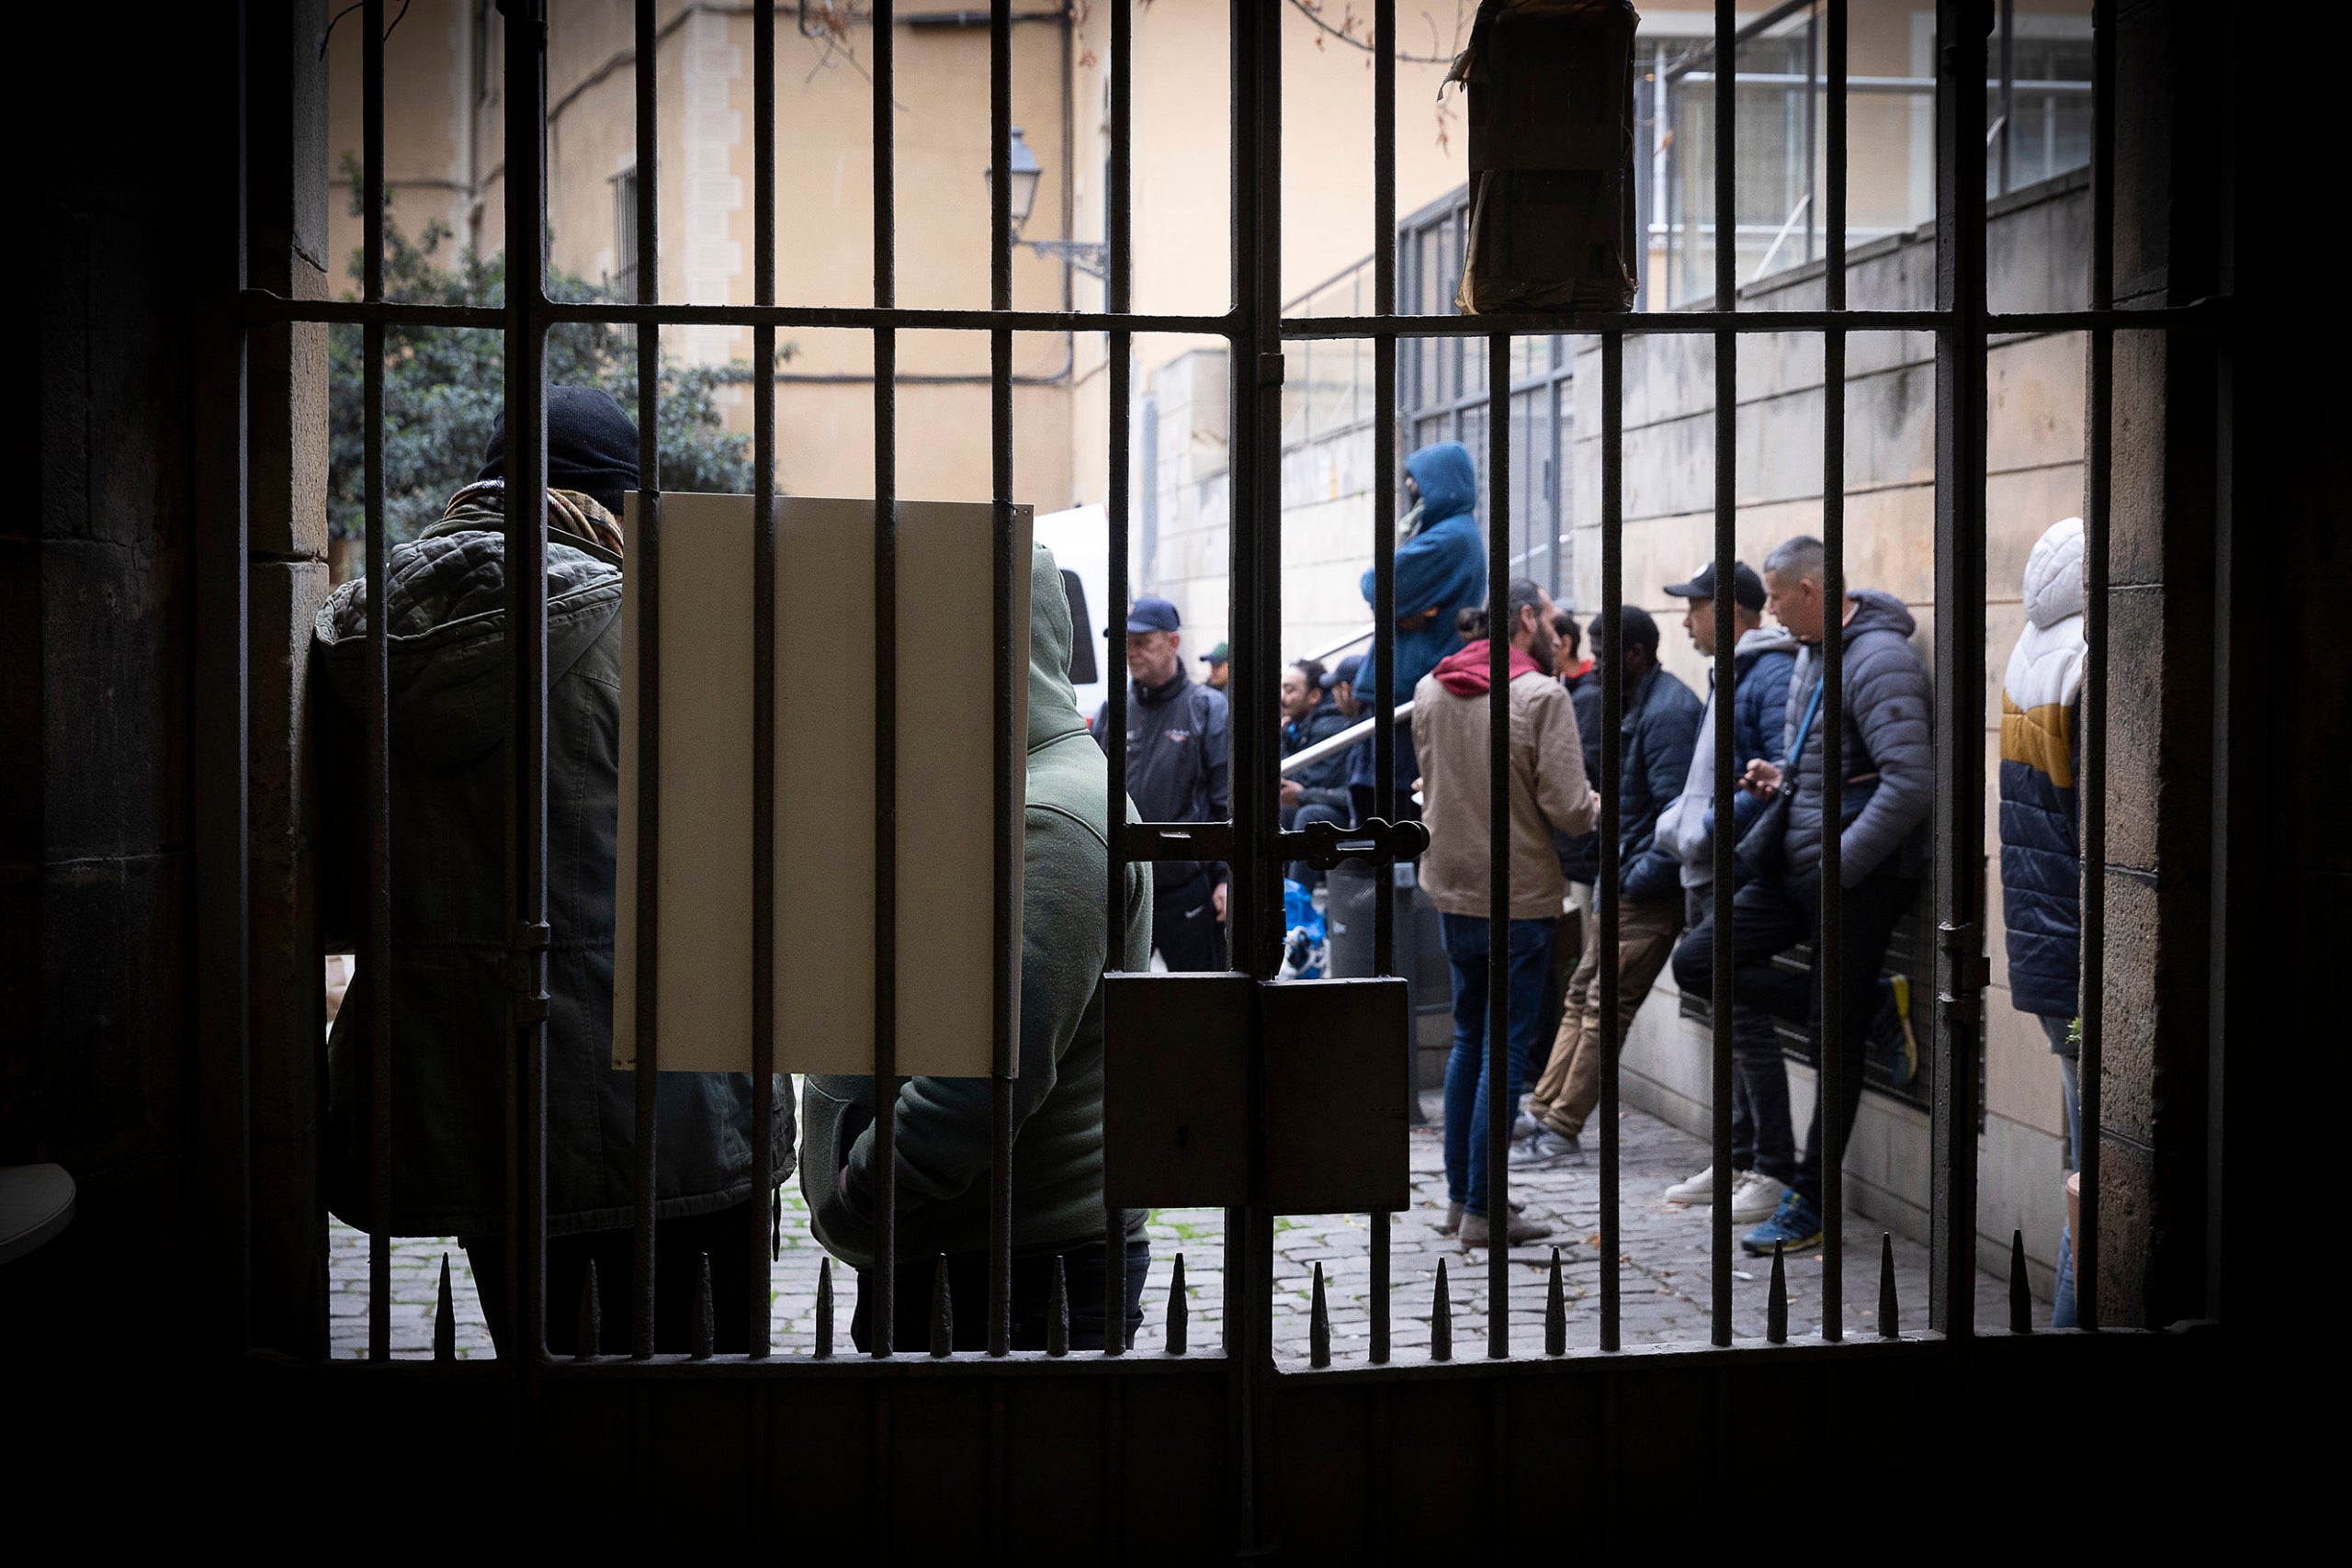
[1434,638,1546,695]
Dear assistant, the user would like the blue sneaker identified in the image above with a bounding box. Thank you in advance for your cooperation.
[1871,975,1918,1087]
[1742,1190,1825,1256]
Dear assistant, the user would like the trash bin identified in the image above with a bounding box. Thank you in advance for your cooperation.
[1327,861,1453,1109]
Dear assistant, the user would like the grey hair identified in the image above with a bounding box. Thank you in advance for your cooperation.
[1763,535,1826,587]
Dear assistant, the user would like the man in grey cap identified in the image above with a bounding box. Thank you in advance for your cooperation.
[1091,596,1230,971]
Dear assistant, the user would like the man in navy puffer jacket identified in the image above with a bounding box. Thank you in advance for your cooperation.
[1520,606,1702,1164]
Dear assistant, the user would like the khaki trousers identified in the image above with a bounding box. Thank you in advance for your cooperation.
[1526,894,1683,1138]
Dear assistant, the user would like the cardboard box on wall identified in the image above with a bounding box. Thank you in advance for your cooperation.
[1448,0,1641,315]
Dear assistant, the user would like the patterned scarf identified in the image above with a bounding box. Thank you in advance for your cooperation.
[437,479,626,556]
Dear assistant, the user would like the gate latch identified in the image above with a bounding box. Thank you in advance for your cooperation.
[1276,815,1430,872]
[503,919,552,1023]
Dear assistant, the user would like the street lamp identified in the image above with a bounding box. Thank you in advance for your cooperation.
[987,125,1108,282]
[984,124,1044,230]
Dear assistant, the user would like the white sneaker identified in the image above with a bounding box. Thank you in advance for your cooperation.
[1663,1164,1721,1204]
[1729,1170,1787,1224]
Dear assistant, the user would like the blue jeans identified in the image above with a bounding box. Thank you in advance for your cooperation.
[2043,1017,2082,1328]
[1440,912,1555,1218]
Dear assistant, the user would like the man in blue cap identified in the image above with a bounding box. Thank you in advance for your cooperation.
[1091,595,1229,971]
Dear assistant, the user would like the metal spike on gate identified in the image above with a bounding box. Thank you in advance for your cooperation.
[1432,1259,1453,1363]
[930,1255,953,1358]
[2009,1229,2032,1334]
[1766,1241,1787,1344]
[814,1258,834,1360]
[1877,1233,1899,1338]
[1309,1263,1330,1369]
[576,1258,601,1359]
[1046,1256,1070,1358]
[433,1253,456,1362]
[689,1252,715,1359]
[1544,1247,1566,1357]
[1166,1254,1188,1356]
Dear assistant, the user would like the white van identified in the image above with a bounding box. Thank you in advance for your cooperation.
[1034,502,1110,721]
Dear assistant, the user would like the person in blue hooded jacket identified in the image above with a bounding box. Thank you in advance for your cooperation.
[1352,441,1488,808]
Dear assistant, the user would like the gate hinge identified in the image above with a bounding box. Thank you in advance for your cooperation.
[1276,815,1430,872]
[503,919,552,1023]
[1935,919,1989,1000]
[1258,352,1286,387]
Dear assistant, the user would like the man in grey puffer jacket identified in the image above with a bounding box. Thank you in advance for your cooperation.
[1669,536,1931,1256]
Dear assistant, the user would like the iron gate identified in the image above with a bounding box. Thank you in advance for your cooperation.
[207,0,2228,1546]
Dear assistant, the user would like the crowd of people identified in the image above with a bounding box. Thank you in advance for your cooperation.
[320,398,2089,1356]
[1251,440,2086,1301]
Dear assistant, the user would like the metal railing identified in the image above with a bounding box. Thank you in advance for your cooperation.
[213,0,2214,1530]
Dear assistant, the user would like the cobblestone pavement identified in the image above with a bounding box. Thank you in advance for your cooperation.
[331,1097,2026,1361]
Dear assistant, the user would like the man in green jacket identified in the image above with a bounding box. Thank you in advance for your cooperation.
[801,539,1155,1350]
[315,387,792,1356]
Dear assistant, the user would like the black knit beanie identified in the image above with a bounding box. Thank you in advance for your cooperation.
[478,385,641,517]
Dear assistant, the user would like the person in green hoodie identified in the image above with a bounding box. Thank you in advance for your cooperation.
[800,539,1156,1351]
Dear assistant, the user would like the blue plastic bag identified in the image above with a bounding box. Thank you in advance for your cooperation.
[1279,878,1328,980]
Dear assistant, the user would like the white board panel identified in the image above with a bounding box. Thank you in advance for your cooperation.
[614,492,1030,1077]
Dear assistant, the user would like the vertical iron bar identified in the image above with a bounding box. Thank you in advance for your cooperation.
[749,0,777,1359]
[1485,330,1510,1358]
[873,0,901,1359]
[1231,0,1281,1540]
[628,0,662,1366]
[1374,0,1383,968]
[1803,2,1817,265]
[1599,330,1623,1353]
[1102,0,1133,1359]
[988,0,1016,1361]
[1928,0,1989,1337]
[2077,0,2114,1335]
[362,0,390,1367]
[1369,0,1397,1373]
[1997,0,2015,197]
[1819,0,1849,1343]
[1708,0,1737,1349]
[502,0,552,1369]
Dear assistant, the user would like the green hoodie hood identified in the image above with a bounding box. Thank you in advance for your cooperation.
[801,536,1154,1275]
[1027,536,1089,755]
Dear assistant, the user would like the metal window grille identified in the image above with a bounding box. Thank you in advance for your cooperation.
[213,0,2222,1532]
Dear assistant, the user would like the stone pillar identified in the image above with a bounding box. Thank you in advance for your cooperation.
[244,0,335,1359]
[2096,0,2222,1329]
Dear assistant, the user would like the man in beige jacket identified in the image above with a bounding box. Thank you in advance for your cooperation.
[1414,577,1600,1247]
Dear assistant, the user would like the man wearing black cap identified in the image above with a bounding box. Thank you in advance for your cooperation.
[1519,604,1702,1167]
[1647,559,1801,1213]
[1091,596,1229,970]
[313,385,792,1355]
[1279,657,1356,887]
